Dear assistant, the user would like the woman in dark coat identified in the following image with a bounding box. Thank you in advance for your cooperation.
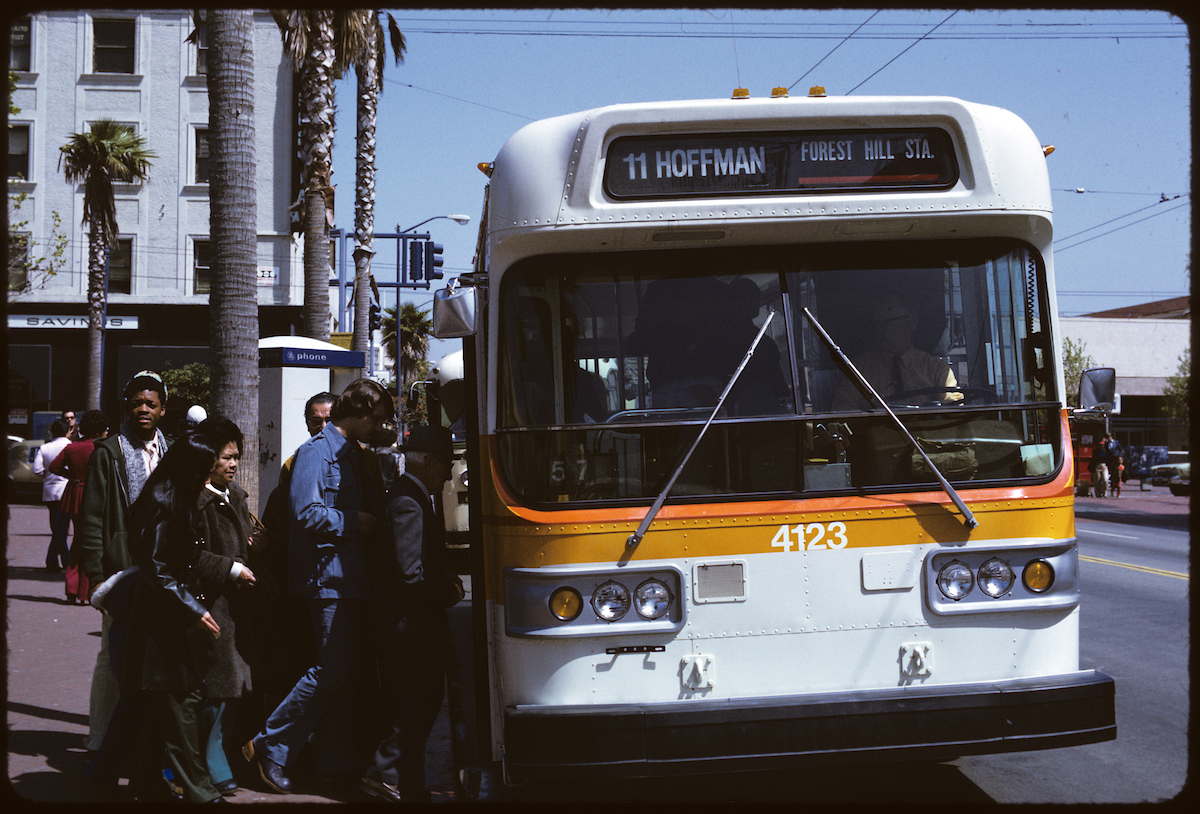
[193,417,258,795]
[121,428,256,803]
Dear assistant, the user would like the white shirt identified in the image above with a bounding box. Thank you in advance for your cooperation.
[33,436,71,502]
[142,436,162,474]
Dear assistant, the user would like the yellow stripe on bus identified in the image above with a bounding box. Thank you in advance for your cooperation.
[489,500,1076,566]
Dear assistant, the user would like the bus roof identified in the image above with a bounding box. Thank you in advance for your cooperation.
[486,95,1052,257]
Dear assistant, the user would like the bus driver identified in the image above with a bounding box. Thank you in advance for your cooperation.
[832,294,961,410]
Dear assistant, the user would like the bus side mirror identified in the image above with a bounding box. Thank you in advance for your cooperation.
[433,279,477,338]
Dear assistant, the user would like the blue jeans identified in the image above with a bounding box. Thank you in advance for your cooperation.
[258,599,359,775]
[200,701,233,785]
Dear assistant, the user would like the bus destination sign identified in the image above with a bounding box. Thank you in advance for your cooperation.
[604,128,957,199]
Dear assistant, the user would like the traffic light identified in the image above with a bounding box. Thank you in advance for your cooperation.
[424,242,444,280]
[408,240,424,282]
[369,298,381,331]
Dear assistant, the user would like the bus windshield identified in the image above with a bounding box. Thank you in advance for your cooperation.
[497,239,1061,505]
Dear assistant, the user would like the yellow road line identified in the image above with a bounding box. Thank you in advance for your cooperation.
[1080,555,1189,581]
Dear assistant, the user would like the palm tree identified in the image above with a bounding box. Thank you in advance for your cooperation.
[206,9,260,513]
[381,301,433,427]
[59,120,154,410]
[273,9,338,341]
[347,11,405,363]
[381,301,434,386]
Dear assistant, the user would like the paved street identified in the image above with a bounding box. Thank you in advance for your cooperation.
[4,502,458,804]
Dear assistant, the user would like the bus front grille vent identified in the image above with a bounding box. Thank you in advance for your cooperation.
[695,562,746,601]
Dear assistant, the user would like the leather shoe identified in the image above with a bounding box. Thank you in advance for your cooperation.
[214,778,238,796]
[242,738,291,794]
[360,775,425,803]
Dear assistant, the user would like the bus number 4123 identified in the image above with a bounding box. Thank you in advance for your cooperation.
[772,522,849,552]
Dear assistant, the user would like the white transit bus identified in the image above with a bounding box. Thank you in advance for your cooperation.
[432,88,1116,781]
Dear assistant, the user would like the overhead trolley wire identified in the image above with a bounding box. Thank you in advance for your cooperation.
[788,10,879,91]
[847,10,959,95]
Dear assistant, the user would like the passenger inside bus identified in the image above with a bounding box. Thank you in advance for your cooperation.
[831,292,961,410]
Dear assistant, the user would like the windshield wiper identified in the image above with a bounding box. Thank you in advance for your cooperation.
[626,309,777,551]
[802,307,978,531]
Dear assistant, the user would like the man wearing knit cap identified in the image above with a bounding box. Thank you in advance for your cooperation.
[75,370,169,761]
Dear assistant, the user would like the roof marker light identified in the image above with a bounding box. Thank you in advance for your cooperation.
[809,86,827,97]
[771,87,788,98]
[732,88,750,99]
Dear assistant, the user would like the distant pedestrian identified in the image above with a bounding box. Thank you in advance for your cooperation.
[1106,435,1124,497]
[361,426,463,804]
[179,404,208,435]
[243,380,392,794]
[49,410,110,603]
[32,418,72,572]
[75,370,168,755]
[62,408,79,440]
[1092,434,1110,498]
[121,429,255,803]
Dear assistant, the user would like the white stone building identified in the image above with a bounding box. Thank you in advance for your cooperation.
[7,9,303,431]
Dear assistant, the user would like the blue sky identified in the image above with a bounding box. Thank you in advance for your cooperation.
[329,8,1190,358]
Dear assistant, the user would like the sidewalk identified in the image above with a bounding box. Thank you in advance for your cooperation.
[4,502,457,804]
[1074,483,1191,530]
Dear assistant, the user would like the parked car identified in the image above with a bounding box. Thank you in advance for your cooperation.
[7,438,45,503]
[1168,464,1190,497]
[1148,462,1189,486]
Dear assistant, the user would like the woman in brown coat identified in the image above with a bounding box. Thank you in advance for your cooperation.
[193,416,259,796]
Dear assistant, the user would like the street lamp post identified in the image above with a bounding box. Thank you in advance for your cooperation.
[389,215,470,443]
[397,213,471,233]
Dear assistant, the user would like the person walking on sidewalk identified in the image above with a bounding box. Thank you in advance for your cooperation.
[32,418,73,572]
[49,410,110,603]
[243,379,392,794]
[121,429,255,804]
[1092,434,1111,498]
[75,371,169,755]
[361,426,464,804]
[1105,435,1124,497]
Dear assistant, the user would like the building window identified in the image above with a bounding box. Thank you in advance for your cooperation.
[7,124,30,179]
[194,21,208,75]
[8,232,30,293]
[9,15,31,71]
[196,129,210,183]
[93,18,135,74]
[106,238,132,294]
[193,240,211,294]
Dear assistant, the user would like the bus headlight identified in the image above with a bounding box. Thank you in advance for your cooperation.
[549,587,582,621]
[978,558,1015,598]
[937,561,974,600]
[592,581,631,621]
[1023,559,1055,593]
[634,579,672,619]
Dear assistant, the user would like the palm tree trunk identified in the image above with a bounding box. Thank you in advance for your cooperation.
[207,9,260,513]
[84,228,107,411]
[299,10,335,341]
[351,23,379,365]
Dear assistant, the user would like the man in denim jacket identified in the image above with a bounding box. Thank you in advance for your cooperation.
[244,379,393,794]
